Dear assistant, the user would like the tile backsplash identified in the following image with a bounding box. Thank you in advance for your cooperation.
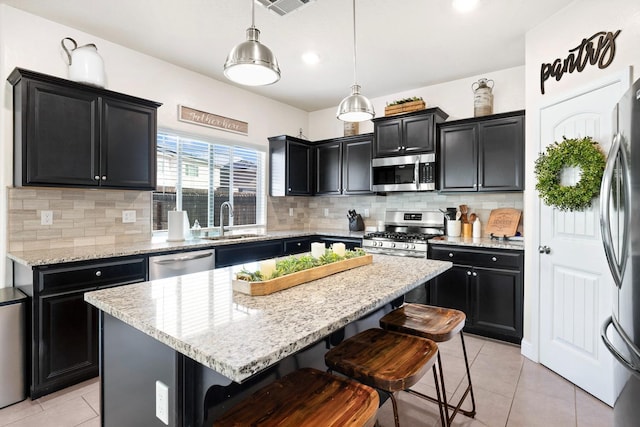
[267,192,524,236]
[7,187,523,253]
[8,187,151,252]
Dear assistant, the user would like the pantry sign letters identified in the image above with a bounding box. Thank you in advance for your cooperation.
[540,29,621,95]
[178,105,248,135]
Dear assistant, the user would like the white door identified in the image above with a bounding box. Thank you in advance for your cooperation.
[538,70,629,406]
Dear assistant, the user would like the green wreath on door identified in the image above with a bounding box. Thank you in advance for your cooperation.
[534,136,606,211]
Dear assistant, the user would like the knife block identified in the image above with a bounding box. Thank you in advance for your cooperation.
[349,214,365,231]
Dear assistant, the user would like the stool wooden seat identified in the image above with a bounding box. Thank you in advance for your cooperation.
[214,368,379,427]
[380,304,476,426]
[325,328,443,427]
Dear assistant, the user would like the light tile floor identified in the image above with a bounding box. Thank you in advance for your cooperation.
[0,334,613,427]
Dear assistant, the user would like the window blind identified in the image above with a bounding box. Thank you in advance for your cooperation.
[153,131,265,231]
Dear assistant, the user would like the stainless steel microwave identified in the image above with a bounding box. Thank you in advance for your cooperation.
[372,153,436,192]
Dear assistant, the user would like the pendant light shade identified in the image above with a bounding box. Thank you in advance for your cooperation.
[224,1,281,86]
[337,84,375,122]
[337,0,374,122]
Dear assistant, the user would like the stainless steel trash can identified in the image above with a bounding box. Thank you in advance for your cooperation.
[0,288,27,408]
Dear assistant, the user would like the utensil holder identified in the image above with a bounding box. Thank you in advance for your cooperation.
[447,220,461,237]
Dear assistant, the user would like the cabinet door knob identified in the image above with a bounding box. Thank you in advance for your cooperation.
[101,176,107,180]
[95,270,102,277]
[467,271,472,276]
[491,257,497,262]
[472,271,477,277]
[288,187,292,191]
[448,253,454,258]
[297,242,301,246]
[94,175,100,180]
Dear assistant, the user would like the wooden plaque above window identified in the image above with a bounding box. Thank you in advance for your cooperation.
[178,105,248,135]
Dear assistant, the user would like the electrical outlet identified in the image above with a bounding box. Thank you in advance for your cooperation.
[364,209,370,218]
[41,210,53,225]
[289,208,294,217]
[324,208,329,217]
[155,380,169,425]
[122,210,136,223]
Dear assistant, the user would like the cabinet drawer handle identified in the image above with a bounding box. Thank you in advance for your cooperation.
[448,253,454,258]
[492,257,497,262]
[95,270,102,277]
[297,242,301,246]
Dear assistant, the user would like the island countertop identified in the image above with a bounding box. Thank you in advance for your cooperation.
[84,254,451,383]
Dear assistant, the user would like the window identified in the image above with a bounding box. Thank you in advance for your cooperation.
[153,131,266,231]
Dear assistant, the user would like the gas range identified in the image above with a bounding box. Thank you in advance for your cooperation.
[362,210,445,258]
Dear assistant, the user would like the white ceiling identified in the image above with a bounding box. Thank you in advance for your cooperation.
[0,0,573,112]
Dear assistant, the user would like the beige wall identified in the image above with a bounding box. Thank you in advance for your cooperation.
[523,0,640,358]
[1,5,529,286]
[0,5,309,284]
[308,66,526,140]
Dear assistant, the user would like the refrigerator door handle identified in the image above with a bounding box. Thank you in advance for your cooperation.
[601,316,640,378]
[599,133,630,289]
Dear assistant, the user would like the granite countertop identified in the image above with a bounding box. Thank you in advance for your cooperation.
[84,254,451,383]
[8,229,366,267]
[428,236,524,251]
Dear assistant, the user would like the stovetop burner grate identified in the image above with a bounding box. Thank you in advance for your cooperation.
[364,231,442,242]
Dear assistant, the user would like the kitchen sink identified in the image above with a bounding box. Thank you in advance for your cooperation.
[201,233,262,241]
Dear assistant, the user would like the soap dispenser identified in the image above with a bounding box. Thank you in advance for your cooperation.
[192,219,201,238]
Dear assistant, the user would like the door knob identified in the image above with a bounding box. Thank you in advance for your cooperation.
[538,245,551,254]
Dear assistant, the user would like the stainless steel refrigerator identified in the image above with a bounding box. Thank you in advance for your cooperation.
[600,77,640,426]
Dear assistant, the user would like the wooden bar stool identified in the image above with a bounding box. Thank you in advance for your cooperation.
[379,304,476,426]
[325,328,445,427]
[214,367,379,426]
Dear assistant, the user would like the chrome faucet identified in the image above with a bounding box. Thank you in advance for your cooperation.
[219,201,234,237]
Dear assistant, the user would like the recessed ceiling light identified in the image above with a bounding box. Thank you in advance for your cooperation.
[302,51,320,65]
[452,0,479,13]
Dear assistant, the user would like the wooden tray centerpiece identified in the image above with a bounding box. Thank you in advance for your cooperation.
[233,248,372,296]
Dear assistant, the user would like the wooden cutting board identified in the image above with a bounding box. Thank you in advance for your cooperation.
[485,208,521,237]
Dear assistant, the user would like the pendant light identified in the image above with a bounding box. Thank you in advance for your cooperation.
[224,0,281,86]
[337,0,374,122]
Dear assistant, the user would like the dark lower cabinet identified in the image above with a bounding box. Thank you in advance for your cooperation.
[215,240,284,267]
[38,290,98,387]
[429,245,523,343]
[316,236,362,251]
[15,256,147,398]
[282,237,312,255]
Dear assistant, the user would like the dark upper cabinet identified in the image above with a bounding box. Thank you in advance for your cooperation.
[269,135,314,196]
[100,97,158,189]
[439,111,524,192]
[8,68,161,190]
[372,108,448,157]
[315,141,342,195]
[315,134,373,195]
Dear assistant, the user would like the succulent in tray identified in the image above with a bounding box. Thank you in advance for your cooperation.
[386,96,423,106]
[235,248,367,282]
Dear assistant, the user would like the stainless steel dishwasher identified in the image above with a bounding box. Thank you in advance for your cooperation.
[149,248,216,280]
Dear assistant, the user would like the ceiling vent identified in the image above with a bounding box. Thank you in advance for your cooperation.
[256,0,316,16]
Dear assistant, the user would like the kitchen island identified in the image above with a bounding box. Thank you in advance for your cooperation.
[85,254,451,427]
